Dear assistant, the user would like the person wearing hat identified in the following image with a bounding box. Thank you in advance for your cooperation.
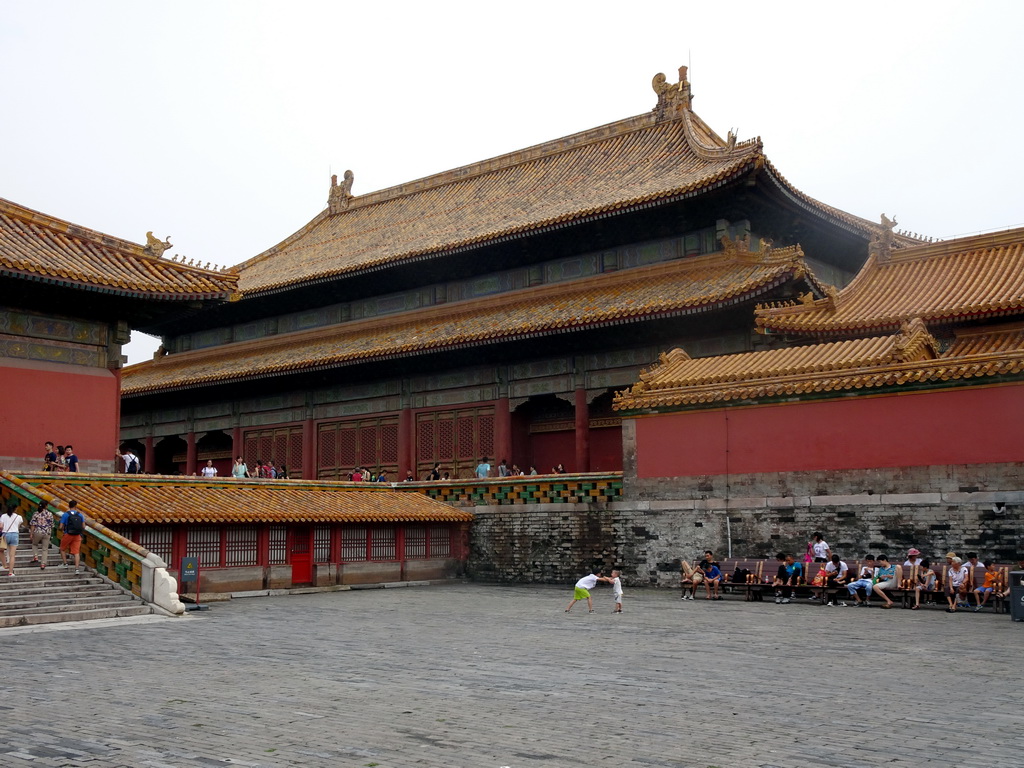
[903,548,922,569]
[945,556,969,613]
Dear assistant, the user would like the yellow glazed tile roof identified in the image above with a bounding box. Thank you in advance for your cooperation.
[0,198,238,299]
[7,473,473,525]
[123,244,822,395]
[755,228,1024,336]
[613,318,1024,410]
[232,71,894,295]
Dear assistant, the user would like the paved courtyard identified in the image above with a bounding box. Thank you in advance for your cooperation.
[2,583,1021,767]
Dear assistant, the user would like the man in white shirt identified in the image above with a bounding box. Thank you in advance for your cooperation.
[117,448,139,474]
[565,570,609,613]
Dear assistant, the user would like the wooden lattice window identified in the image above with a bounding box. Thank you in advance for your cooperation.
[370,527,396,561]
[288,431,304,475]
[318,427,337,471]
[418,418,434,461]
[479,414,494,458]
[404,526,426,559]
[358,426,377,467]
[139,526,172,564]
[269,525,287,565]
[342,527,367,561]
[381,423,398,464]
[186,527,222,568]
[457,416,475,460]
[416,406,495,477]
[314,525,331,563]
[225,526,257,566]
[429,526,452,559]
[438,417,453,461]
[317,417,400,477]
[244,425,304,475]
[338,426,357,469]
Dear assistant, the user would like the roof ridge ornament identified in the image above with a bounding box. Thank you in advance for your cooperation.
[329,170,355,214]
[652,66,692,120]
[143,231,172,258]
[869,214,898,263]
[891,317,939,363]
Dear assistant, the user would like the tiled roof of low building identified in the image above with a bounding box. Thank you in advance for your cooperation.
[122,243,824,395]
[6,472,473,525]
[0,198,238,299]
[233,69,897,296]
[755,228,1024,336]
[613,318,1024,411]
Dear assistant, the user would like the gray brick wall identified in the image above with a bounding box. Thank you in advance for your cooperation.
[467,462,1024,588]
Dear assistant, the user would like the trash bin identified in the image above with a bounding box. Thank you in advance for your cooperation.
[1009,571,1024,622]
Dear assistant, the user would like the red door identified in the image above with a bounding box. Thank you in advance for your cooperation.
[290,527,312,585]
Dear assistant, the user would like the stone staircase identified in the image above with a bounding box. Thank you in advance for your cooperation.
[0,546,153,628]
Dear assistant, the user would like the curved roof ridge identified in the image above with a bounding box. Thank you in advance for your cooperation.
[0,197,238,298]
[1,197,146,256]
[755,227,1024,336]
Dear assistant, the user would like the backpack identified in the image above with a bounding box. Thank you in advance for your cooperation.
[127,455,139,473]
[64,511,85,536]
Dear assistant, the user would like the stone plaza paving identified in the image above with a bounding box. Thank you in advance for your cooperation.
[1,583,1021,767]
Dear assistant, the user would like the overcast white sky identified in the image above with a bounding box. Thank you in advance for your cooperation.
[3,1,1022,363]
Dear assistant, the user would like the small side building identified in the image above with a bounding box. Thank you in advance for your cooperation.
[10,472,474,593]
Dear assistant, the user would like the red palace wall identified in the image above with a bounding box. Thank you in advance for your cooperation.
[634,383,1024,478]
[0,359,119,470]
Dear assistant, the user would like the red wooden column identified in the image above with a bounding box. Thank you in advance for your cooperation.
[574,388,590,473]
[495,396,512,469]
[302,418,315,480]
[185,431,197,476]
[398,407,413,479]
[231,426,242,463]
[143,435,155,474]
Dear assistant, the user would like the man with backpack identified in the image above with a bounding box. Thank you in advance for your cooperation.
[117,447,140,474]
[59,500,86,573]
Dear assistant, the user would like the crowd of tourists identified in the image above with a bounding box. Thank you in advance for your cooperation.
[680,533,1021,614]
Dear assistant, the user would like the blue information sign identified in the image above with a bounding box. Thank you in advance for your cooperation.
[180,557,199,583]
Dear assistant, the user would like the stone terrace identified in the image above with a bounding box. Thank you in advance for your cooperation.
[2,584,1021,767]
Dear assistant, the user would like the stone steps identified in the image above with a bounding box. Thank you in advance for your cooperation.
[0,545,152,628]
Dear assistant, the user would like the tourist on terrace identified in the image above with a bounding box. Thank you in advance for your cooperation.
[43,441,58,471]
[29,499,53,569]
[475,457,491,479]
[63,445,79,472]
[427,463,441,480]
[201,459,218,478]
[232,456,248,478]
[118,447,140,474]
[498,459,511,477]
